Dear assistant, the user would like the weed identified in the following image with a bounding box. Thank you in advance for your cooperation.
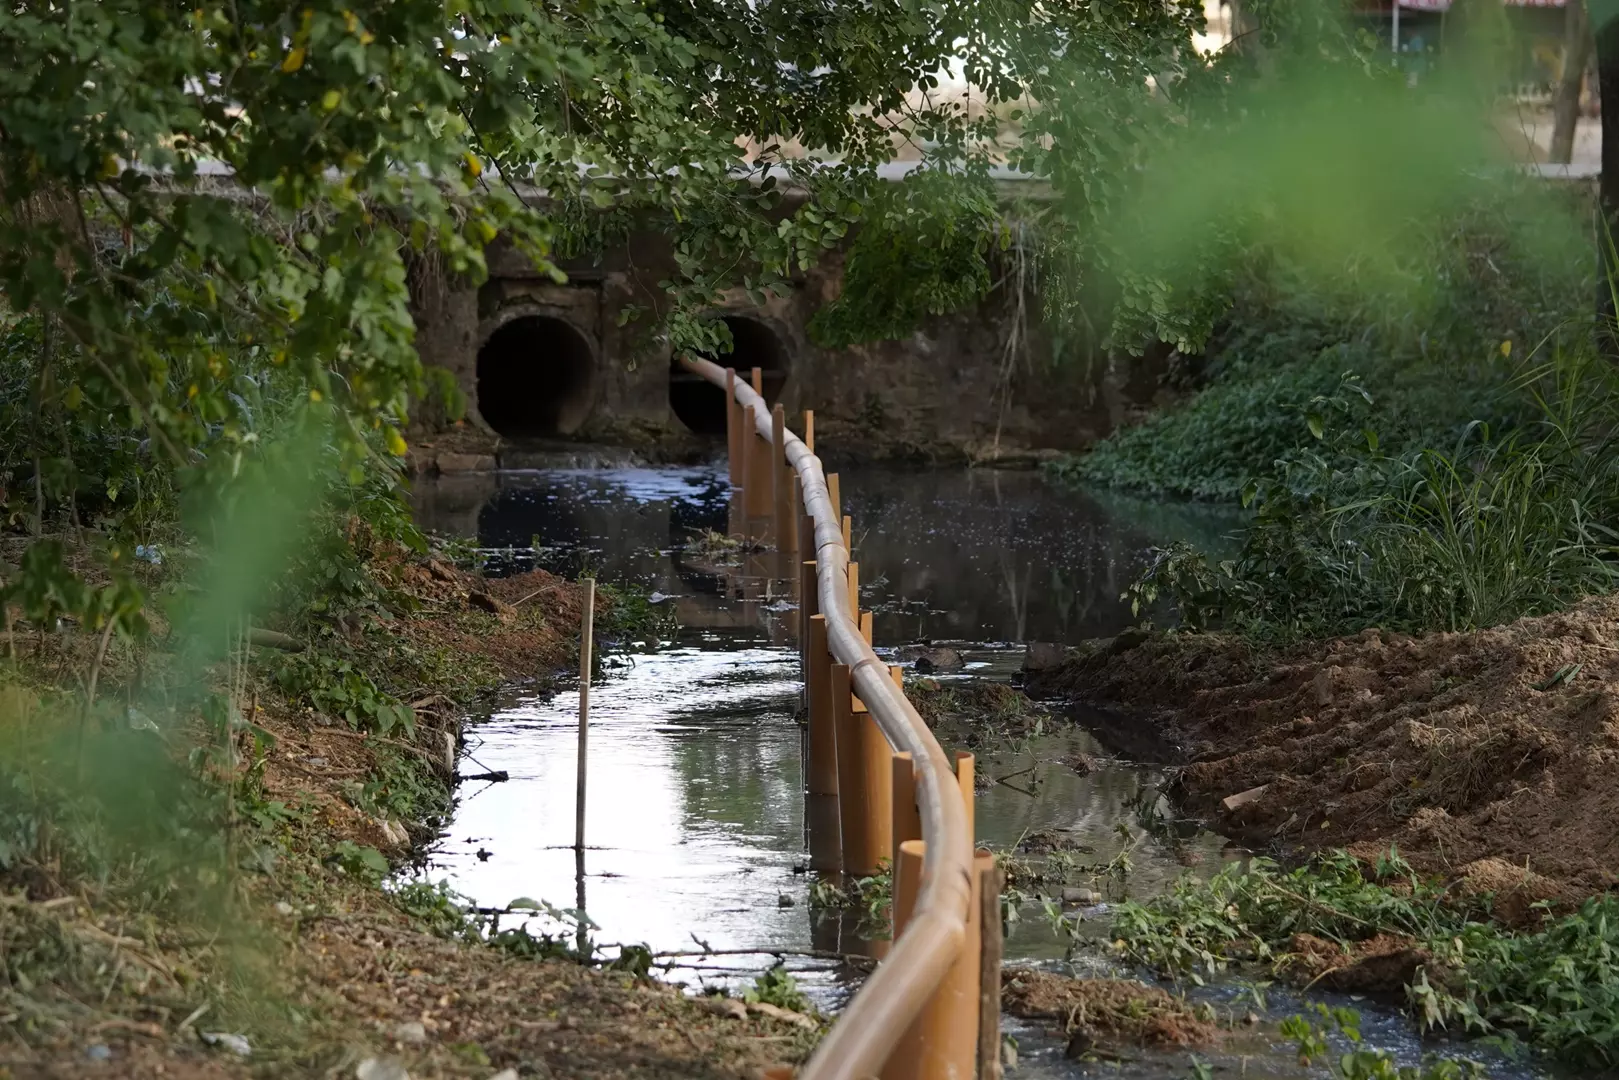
[807,864,893,932]
[744,964,812,1013]
[326,841,390,884]
[595,582,677,652]
[1125,343,1619,640]
[1113,849,1619,1067]
[1283,1005,1484,1079]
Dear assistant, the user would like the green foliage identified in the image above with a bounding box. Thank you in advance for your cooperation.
[809,172,1002,349]
[1111,849,1450,982]
[743,964,812,1014]
[808,863,892,929]
[274,652,415,737]
[1114,849,1619,1067]
[326,840,390,884]
[1282,1006,1485,1080]
[1125,344,1619,639]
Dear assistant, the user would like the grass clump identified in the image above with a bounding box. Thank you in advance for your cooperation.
[1124,345,1619,640]
[1111,850,1619,1068]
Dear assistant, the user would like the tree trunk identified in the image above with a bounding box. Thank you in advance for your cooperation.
[1552,0,1593,164]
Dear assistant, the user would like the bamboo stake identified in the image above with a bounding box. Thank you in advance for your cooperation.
[575,579,596,854]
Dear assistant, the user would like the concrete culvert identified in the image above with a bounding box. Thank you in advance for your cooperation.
[476,315,596,437]
[669,315,789,435]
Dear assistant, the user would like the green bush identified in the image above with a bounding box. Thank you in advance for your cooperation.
[1112,850,1619,1068]
[1126,345,1619,640]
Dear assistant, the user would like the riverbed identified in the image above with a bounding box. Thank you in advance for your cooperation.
[410,462,1545,1079]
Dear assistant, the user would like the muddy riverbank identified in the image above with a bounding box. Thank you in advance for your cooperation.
[1026,596,1619,909]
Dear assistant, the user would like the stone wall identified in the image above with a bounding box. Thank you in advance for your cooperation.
[407,229,1173,469]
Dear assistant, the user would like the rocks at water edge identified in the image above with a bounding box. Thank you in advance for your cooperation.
[897,643,965,672]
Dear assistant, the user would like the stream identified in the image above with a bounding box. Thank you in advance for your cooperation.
[410,462,1548,1079]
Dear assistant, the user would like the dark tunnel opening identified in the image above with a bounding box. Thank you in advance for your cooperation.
[669,315,789,435]
[477,315,596,437]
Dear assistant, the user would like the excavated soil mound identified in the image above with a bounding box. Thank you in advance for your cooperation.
[1027,595,1619,900]
[1002,969,1218,1051]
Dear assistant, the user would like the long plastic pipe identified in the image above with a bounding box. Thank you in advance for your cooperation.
[683,355,975,1080]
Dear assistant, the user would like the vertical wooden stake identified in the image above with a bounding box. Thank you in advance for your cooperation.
[856,705,892,877]
[955,751,976,842]
[842,514,852,554]
[847,560,860,618]
[725,369,740,486]
[977,859,1006,1080]
[804,409,815,454]
[827,473,841,525]
[772,404,795,555]
[807,615,837,797]
[575,578,596,854]
[751,366,763,396]
[735,401,752,539]
[832,662,867,875]
[890,751,920,886]
[745,404,773,521]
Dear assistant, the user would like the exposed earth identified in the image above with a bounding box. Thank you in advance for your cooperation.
[1026,595,1619,912]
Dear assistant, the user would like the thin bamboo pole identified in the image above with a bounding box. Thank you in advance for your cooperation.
[575,579,596,853]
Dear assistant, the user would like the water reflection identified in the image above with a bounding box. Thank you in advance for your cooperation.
[412,465,1240,646]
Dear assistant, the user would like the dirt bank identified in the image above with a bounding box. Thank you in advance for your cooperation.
[1026,595,1619,904]
[1001,969,1217,1054]
[0,536,811,1078]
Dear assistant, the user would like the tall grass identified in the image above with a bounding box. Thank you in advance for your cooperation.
[1132,342,1619,639]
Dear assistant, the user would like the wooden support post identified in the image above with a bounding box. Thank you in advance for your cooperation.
[735,401,752,539]
[890,751,920,887]
[856,703,892,877]
[827,472,841,525]
[806,614,837,797]
[751,366,763,396]
[860,609,873,645]
[798,559,817,655]
[847,560,859,619]
[892,839,924,937]
[955,751,976,843]
[772,405,795,556]
[977,859,1005,1080]
[744,404,773,524]
[804,409,815,454]
[842,514,852,554]
[880,846,990,1080]
[831,662,867,876]
[725,369,740,486]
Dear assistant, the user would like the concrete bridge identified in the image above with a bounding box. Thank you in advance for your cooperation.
[406,217,1173,470]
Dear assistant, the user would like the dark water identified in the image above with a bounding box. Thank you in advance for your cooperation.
[411,464,1545,1079]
